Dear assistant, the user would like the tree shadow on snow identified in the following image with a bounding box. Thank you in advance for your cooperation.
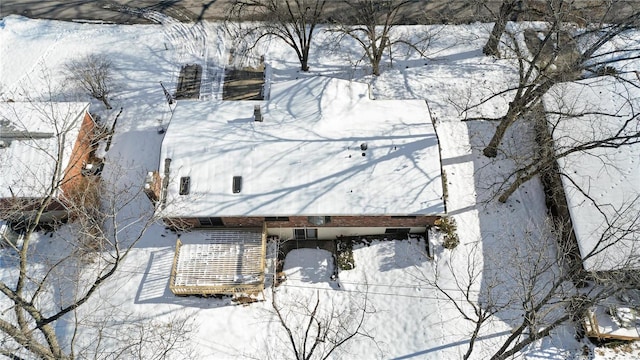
[135,249,236,308]
[283,248,338,289]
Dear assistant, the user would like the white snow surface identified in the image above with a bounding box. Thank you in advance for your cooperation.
[160,76,444,217]
[545,78,640,272]
[0,102,89,198]
[1,14,639,360]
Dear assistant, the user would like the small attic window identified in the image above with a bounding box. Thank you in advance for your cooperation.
[179,176,190,195]
[232,176,242,193]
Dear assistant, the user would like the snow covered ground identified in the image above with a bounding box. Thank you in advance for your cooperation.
[1,14,639,359]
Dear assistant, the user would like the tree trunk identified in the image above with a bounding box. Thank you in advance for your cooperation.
[371,47,383,76]
[483,106,519,157]
[100,96,112,110]
[498,169,539,203]
[301,44,311,72]
[372,61,380,76]
[300,53,309,71]
[483,1,518,57]
[492,314,571,360]
[463,318,483,360]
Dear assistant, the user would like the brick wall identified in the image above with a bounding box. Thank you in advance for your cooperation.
[164,215,440,230]
[60,110,95,196]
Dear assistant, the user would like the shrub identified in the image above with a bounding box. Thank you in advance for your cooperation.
[336,239,355,270]
[434,217,459,249]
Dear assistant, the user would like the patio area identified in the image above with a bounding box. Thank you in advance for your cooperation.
[169,228,267,296]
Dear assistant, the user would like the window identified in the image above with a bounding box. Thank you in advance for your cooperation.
[385,228,410,234]
[265,217,290,222]
[233,176,242,193]
[308,216,331,225]
[294,229,305,239]
[198,217,224,227]
[294,228,318,240]
[391,215,416,219]
[179,176,190,195]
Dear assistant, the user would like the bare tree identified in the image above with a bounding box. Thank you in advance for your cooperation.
[452,1,640,202]
[270,287,376,360]
[421,214,639,359]
[488,215,639,360]
[227,0,326,71]
[481,0,625,58]
[66,54,114,109]
[474,1,640,159]
[72,311,196,360]
[0,97,186,358]
[329,0,428,76]
[494,94,639,203]
[482,0,521,57]
[420,243,503,360]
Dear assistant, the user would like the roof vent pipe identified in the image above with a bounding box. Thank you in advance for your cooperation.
[360,143,368,151]
[254,105,263,122]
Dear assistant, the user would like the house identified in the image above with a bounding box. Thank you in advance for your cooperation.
[149,76,445,295]
[0,102,96,227]
[150,76,446,240]
[543,77,640,273]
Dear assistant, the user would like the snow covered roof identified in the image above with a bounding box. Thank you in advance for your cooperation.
[159,76,444,217]
[0,102,90,199]
[545,77,640,272]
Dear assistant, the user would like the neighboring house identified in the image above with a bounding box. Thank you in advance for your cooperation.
[544,77,640,274]
[544,77,640,341]
[149,76,446,241]
[0,102,96,226]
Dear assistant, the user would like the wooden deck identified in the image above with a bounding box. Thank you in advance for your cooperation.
[175,64,202,100]
[170,227,266,295]
[222,67,264,101]
[583,306,640,341]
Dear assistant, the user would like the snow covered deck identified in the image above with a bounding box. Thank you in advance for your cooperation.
[169,228,267,295]
[584,306,640,341]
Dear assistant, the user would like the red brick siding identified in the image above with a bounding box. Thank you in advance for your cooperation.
[164,215,439,230]
[218,217,265,227]
[60,111,95,196]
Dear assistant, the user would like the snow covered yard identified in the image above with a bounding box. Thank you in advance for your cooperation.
[1,13,639,359]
